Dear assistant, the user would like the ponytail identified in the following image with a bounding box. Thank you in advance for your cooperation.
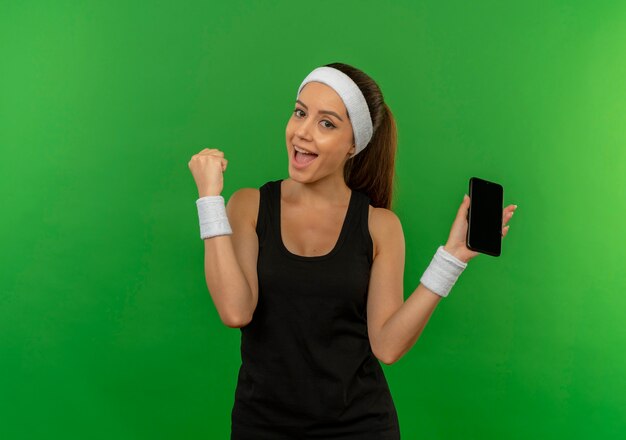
[325,62,399,210]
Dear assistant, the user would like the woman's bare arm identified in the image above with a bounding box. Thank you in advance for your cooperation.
[202,188,259,328]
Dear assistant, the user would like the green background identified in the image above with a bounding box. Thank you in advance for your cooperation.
[1,0,624,438]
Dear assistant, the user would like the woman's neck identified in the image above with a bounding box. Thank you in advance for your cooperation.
[282,176,351,208]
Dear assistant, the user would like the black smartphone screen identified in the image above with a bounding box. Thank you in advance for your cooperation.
[466,177,503,257]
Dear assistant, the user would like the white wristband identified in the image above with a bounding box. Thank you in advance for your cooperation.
[420,245,468,298]
[196,195,233,239]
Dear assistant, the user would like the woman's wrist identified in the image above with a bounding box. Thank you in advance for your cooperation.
[196,195,232,239]
[420,245,468,298]
[198,191,221,198]
[443,244,469,264]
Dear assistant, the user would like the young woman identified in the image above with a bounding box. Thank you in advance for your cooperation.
[188,63,516,439]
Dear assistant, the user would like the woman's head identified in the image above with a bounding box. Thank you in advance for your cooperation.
[286,80,356,180]
[285,62,398,209]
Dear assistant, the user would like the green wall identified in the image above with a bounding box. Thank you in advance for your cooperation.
[1,1,624,438]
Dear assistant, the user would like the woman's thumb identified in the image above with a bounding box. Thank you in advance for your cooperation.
[458,194,469,216]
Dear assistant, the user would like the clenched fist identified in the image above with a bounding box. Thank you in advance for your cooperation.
[188,148,228,198]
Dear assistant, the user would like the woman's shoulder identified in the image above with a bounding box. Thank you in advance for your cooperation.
[226,187,261,229]
[367,204,403,260]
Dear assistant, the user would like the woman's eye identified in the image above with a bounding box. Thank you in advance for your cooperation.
[292,109,335,129]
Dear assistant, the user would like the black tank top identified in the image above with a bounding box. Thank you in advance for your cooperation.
[230,179,401,439]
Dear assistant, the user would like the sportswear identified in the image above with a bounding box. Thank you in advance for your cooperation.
[230,179,400,439]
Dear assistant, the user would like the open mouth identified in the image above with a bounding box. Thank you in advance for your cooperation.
[293,145,319,166]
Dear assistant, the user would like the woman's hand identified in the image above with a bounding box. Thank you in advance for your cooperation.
[188,148,228,197]
[443,194,517,263]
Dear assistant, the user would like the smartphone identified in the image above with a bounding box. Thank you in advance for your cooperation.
[466,177,504,257]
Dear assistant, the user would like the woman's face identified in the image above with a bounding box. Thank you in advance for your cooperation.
[285,81,356,180]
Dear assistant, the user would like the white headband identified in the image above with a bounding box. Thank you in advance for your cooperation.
[296,66,373,158]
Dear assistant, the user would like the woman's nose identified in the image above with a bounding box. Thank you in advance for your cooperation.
[294,118,314,140]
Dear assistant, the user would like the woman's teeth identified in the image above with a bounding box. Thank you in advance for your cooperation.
[293,146,318,166]
[294,145,316,155]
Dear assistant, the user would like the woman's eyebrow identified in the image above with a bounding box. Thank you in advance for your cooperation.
[296,99,344,122]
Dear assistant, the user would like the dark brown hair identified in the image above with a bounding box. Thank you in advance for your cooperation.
[324,62,398,210]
